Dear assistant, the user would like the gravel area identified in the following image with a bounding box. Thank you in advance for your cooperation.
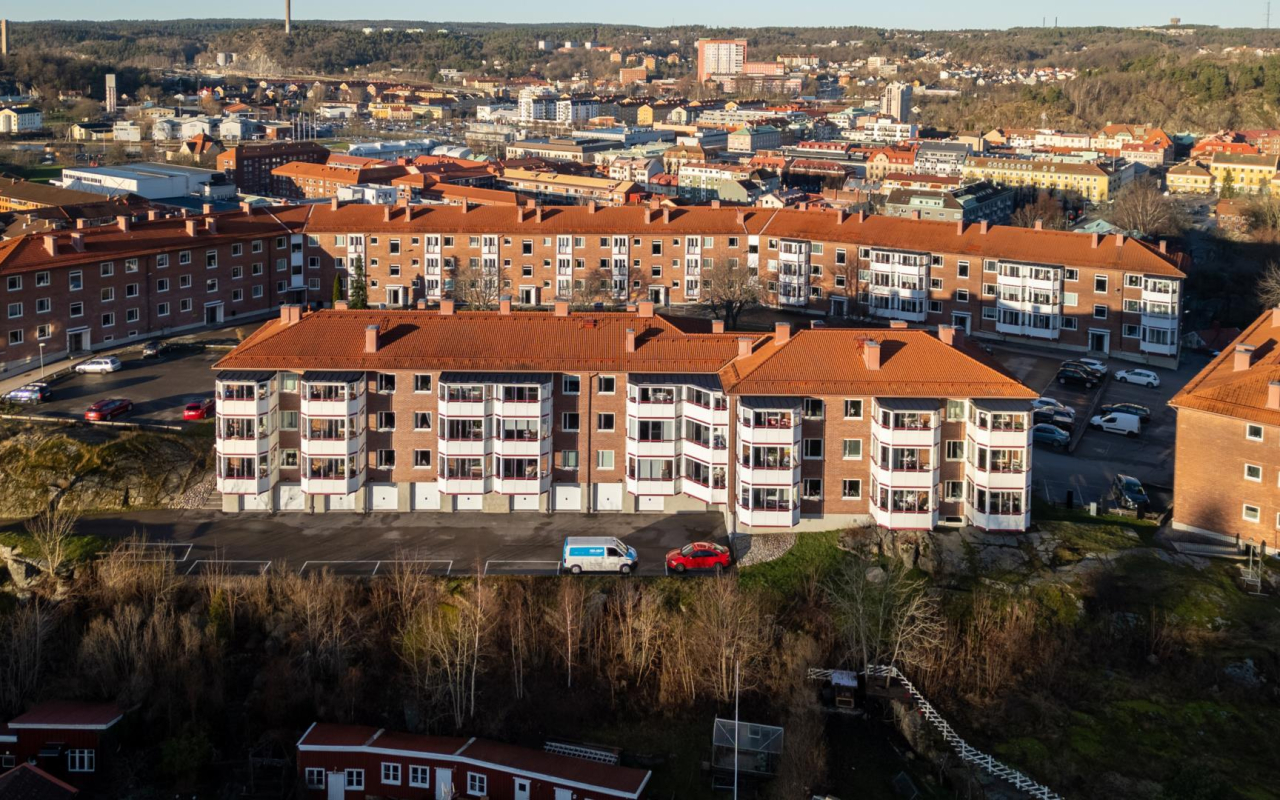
[732,532,797,566]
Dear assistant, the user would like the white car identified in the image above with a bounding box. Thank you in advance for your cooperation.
[1090,412,1143,437]
[1076,358,1109,374]
[74,356,123,374]
[1031,397,1076,419]
[1114,368,1160,387]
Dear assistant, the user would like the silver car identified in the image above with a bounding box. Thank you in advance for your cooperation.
[74,356,123,374]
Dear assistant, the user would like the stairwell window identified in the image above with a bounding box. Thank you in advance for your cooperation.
[1243,504,1261,523]
[1245,464,1263,482]
[1247,424,1264,442]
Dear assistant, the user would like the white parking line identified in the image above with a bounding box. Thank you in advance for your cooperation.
[185,559,271,576]
[483,559,561,576]
[117,542,193,562]
[298,560,452,577]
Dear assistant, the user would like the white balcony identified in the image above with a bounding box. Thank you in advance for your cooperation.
[627,476,677,496]
[218,475,272,495]
[737,503,799,528]
[217,396,272,418]
[493,436,547,458]
[681,438,729,465]
[1140,337,1178,356]
[967,426,1031,449]
[626,397,679,420]
[438,437,489,458]
[301,473,364,495]
[493,475,550,495]
[683,479,728,505]
[965,464,1031,491]
[683,400,729,427]
[216,372,274,416]
[217,434,272,457]
[737,420,799,446]
[301,434,364,458]
[871,461,938,490]
[630,438,678,459]
[871,421,940,449]
[1140,311,1179,331]
[738,463,801,486]
[439,477,486,494]
[967,508,1030,531]
[870,504,938,531]
[438,398,488,417]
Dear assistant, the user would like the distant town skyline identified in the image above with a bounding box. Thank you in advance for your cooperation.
[1,0,1273,30]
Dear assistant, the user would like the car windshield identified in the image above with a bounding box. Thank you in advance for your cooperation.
[679,544,694,556]
[1123,478,1144,493]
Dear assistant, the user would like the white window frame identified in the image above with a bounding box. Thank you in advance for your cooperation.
[67,749,95,773]
[305,768,325,789]
[842,439,862,460]
[597,449,615,470]
[345,768,365,790]
[1247,424,1264,442]
[467,772,487,795]
[1245,464,1263,483]
[382,762,401,785]
[1243,504,1261,523]
[409,765,430,788]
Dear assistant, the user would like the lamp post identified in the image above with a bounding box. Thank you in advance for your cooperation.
[38,342,45,379]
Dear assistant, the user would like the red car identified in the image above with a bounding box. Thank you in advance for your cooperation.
[84,398,133,421]
[665,542,732,573]
[183,398,215,420]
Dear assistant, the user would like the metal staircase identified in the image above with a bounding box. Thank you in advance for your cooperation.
[864,664,1063,800]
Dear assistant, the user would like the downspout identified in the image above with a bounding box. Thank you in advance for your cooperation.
[585,371,596,513]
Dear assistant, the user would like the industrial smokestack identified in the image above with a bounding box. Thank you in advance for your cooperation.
[105,74,117,115]
[1,20,9,57]
[284,0,291,35]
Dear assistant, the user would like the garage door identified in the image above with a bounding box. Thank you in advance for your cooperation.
[512,493,540,511]
[277,484,305,511]
[455,494,483,511]
[413,482,441,510]
[553,484,581,511]
[594,484,623,512]
[243,491,272,512]
[637,495,665,513]
[370,483,398,511]
[328,493,357,511]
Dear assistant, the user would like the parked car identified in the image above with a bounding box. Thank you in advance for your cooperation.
[1100,402,1152,423]
[84,397,133,421]
[1111,474,1150,512]
[665,542,732,573]
[1115,368,1161,387]
[142,340,168,358]
[1056,367,1098,389]
[1062,360,1107,379]
[1032,423,1071,448]
[561,536,638,575]
[1089,411,1143,437]
[183,398,215,420]
[1074,357,1109,374]
[1033,407,1074,432]
[1031,397,1075,418]
[4,382,51,404]
[75,356,122,374]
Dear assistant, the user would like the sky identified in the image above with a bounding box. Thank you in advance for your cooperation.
[3,0,1272,29]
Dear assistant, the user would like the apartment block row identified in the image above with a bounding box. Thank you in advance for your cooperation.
[210,303,1036,533]
[0,202,1187,374]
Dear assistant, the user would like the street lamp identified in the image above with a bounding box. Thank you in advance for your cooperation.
[38,342,45,379]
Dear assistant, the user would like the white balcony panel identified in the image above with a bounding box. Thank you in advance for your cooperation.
[738,506,799,528]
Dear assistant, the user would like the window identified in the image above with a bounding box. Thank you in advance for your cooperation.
[157,302,169,317]
[597,450,615,470]
[803,398,824,419]
[1064,268,1078,281]
[179,274,192,289]
[946,440,965,461]
[412,373,433,393]
[6,276,19,291]
[982,307,997,321]
[1093,305,1108,320]
[69,271,83,291]
[6,302,21,319]
[839,399,863,420]
[842,479,862,499]
[345,769,365,790]
[802,479,823,500]
[1063,292,1078,307]
[8,329,22,345]
[599,375,616,394]
[982,283,996,297]
[377,373,396,394]
[562,412,580,431]
[100,262,114,277]
[68,750,95,773]
[842,439,863,460]
[930,277,943,290]
[126,283,139,298]
[944,481,964,502]
[376,412,396,431]
[1246,424,1264,442]
[414,412,433,430]
[956,289,969,303]
[467,773,487,795]
[1094,274,1108,294]
[562,450,579,470]
[281,410,299,430]
[101,312,114,328]
[1244,504,1261,523]
[179,250,191,265]
[803,439,823,459]
[1123,324,1140,338]
[305,768,324,789]
[409,765,430,788]
[928,300,942,314]
[413,449,433,469]
[376,449,396,469]
[1061,317,1078,331]
[382,763,401,785]
[1245,464,1263,482]
[281,450,299,468]
[206,251,218,268]
[597,413,615,431]
[562,375,580,394]
[1125,274,1142,288]
[37,324,51,340]
[126,308,140,323]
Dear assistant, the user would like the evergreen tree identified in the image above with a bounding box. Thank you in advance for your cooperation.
[1220,168,1237,199]
[332,274,343,306]
[349,256,368,310]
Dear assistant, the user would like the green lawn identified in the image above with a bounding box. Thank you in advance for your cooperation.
[12,164,63,184]
[738,530,848,598]
[0,528,109,564]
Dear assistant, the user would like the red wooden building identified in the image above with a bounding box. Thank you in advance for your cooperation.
[297,723,650,800]
[0,701,123,790]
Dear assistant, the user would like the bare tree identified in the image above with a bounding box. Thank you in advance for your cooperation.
[1257,261,1280,309]
[686,576,773,702]
[826,559,943,684]
[23,505,78,581]
[0,602,54,717]
[1010,190,1068,230]
[397,575,490,729]
[568,268,613,309]
[1245,195,1280,233]
[451,261,505,309]
[1108,178,1186,238]
[547,580,588,689]
[699,258,760,329]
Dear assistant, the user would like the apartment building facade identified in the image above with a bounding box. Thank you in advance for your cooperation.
[1171,307,1280,550]
[961,157,1121,203]
[212,303,1036,534]
[696,39,747,82]
[216,141,333,196]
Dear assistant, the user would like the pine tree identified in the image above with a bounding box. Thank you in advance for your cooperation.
[349,255,368,310]
[332,274,343,306]
[1220,168,1237,199]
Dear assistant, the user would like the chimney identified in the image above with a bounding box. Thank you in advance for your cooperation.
[202,203,214,215]
[117,215,130,232]
[148,209,162,221]
[1269,381,1280,411]
[587,200,597,214]
[185,219,198,236]
[626,328,637,353]
[637,301,655,318]
[334,300,349,310]
[555,301,570,317]
[938,324,956,346]
[241,201,254,214]
[207,217,218,234]
[533,205,541,223]
[500,296,513,315]
[774,322,791,345]
[711,320,725,333]
[439,299,455,316]
[1091,233,1101,248]
[42,236,56,256]
[711,199,721,209]
[889,320,908,329]
[649,197,660,211]
[330,197,340,211]
[364,324,379,353]
[279,304,303,326]
[956,219,964,235]
[662,208,671,223]
[737,336,754,359]
[1034,219,1043,231]
[1272,305,1280,327]
[911,210,920,220]
[863,339,882,371]
[736,209,746,225]
[857,210,865,223]
[1159,240,1168,254]
[461,201,472,215]
[980,220,990,235]
[1235,344,1257,372]
[415,299,427,310]
[1115,233,1125,248]
[76,218,89,229]
[69,233,85,252]
[383,205,391,222]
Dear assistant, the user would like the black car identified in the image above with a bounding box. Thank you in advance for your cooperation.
[1061,360,1107,379]
[1112,474,1150,512]
[1032,407,1074,432]
[1100,402,1152,423]
[1056,367,1098,389]
[142,340,166,358]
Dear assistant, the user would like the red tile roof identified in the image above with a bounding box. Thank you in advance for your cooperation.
[0,764,80,799]
[1171,308,1280,425]
[296,722,383,748]
[7,701,123,730]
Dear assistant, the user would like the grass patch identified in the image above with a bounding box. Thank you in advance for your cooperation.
[738,530,848,598]
[584,715,716,800]
[0,529,110,564]
[12,164,63,183]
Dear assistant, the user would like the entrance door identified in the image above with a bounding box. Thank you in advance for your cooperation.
[204,303,224,326]
[519,286,537,305]
[951,312,971,334]
[67,328,89,354]
[554,789,573,800]
[1088,329,1110,353]
[434,768,453,800]
[514,778,531,800]
[326,772,346,800]
[387,286,403,307]
[829,296,848,317]
[649,285,666,306]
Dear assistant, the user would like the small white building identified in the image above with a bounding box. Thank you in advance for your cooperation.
[220,117,262,140]
[0,106,43,134]
[335,184,397,204]
[112,121,143,142]
[152,118,184,141]
[181,116,220,139]
[55,162,233,200]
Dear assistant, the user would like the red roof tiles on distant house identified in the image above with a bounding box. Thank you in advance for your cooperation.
[7,701,123,731]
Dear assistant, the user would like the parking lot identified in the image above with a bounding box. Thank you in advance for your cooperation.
[990,345,1210,512]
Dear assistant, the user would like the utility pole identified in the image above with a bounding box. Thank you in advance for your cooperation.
[732,659,740,800]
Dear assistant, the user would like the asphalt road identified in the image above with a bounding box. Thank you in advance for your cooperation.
[60,509,730,578]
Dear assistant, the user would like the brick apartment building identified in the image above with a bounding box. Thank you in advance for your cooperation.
[1171,307,1280,550]
[297,722,650,799]
[210,302,1036,534]
[216,140,331,196]
[270,163,412,200]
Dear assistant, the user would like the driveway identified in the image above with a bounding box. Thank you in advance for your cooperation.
[58,509,730,577]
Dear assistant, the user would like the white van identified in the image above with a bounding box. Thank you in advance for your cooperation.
[1089,411,1142,437]
[561,536,638,575]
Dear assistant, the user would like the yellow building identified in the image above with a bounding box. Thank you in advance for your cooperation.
[1166,160,1214,194]
[961,157,1117,203]
[1209,152,1280,195]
